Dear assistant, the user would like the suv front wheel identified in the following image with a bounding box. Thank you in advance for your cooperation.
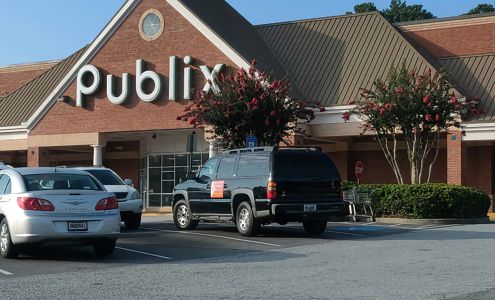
[236,202,260,237]
[173,200,199,230]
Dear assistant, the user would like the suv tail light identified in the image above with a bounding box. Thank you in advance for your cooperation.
[95,197,119,210]
[267,181,277,200]
[17,197,55,211]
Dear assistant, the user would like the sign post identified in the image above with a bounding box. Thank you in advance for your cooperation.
[245,134,258,148]
[355,161,364,184]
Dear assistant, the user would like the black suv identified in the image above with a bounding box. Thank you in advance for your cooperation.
[172,147,346,236]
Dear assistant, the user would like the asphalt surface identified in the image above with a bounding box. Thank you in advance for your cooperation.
[0,216,494,299]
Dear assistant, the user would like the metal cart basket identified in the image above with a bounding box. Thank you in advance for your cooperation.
[343,188,375,222]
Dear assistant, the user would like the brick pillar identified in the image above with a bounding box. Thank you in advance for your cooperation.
[329,151,349,181]
[27,147,50,167]
[478,145,495,213]
[446,129,467,185]
[476,146,493,196]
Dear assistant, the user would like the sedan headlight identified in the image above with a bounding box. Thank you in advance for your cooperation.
[129,191,140,200]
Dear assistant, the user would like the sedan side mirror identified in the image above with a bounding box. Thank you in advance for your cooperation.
[124,179,134,186]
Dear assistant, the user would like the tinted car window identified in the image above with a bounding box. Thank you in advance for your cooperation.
[217,155,236,179]
[23,173,103,191]
[0,175,10,194]
[198,158,219,179]
[84,169,124,185]
[236,154,269,177]
[273,151,339,179]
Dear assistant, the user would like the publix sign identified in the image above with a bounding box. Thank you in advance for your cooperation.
[76,56,225,107]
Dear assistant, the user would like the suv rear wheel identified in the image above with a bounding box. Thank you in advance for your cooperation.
[0,219,19,259]
[236,202,260,237]
[303,220,327,236]
[173,200,198,230]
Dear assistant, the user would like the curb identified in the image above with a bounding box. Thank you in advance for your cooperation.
[375,217,492,225]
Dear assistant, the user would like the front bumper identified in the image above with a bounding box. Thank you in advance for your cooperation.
[118,199,143,213]
[9,212,121,245]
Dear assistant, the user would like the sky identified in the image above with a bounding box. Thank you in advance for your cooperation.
[0,0,492,66]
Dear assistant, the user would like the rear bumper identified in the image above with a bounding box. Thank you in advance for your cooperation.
[269,202,346,221]
[118,199,143,213]
[9,212,121,245]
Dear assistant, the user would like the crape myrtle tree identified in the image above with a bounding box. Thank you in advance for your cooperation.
[343,65,482,184]
[177,60,317,149]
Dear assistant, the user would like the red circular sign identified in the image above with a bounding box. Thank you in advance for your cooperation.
[355,161,364,181]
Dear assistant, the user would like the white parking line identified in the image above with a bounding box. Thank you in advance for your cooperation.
[0,269,13,275]
[142,227,281,247]
[115,246,173,260]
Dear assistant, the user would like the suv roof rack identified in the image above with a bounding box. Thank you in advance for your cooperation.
[223,147,274,154]
[223,146,322,155]
[273,146,322,152]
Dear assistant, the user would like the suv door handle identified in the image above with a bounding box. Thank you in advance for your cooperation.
[206,184,211,189]
[224,184,228,188]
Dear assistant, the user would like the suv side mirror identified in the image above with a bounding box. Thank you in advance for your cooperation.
[186,172,198,181]
[124,179,133,186]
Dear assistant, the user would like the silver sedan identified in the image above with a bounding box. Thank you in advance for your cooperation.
[0,166,120,259]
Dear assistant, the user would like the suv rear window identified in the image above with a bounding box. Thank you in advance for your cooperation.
[273,151,339,179]
[23,173,103,191]
[84,169,124,185]
[236,153,269,177]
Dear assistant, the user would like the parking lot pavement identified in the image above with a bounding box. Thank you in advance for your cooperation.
[0,216,465,279]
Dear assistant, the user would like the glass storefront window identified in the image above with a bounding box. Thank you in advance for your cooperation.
[149,155,161,167]
[144,152,208,207]
[162,155,174,167]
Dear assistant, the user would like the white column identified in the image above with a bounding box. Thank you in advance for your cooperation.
[92,145,103,166]
[209,141,217,158]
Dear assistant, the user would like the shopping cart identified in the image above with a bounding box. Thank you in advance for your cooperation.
[343,188,375,222]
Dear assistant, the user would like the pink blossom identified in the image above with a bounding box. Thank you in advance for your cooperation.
[187,116,197,125]
[342,112,350,122]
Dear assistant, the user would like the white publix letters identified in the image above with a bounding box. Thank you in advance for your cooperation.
[76,57,225,107]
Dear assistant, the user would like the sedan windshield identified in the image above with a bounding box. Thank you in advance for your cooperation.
[84,170,124,185]
[23,173,103,191]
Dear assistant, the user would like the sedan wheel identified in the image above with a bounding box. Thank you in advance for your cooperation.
[0,219,19,259]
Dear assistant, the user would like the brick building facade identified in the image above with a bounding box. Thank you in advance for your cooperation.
[0,0,493,212]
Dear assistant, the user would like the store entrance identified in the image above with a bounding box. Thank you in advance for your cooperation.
[144,152,209,208]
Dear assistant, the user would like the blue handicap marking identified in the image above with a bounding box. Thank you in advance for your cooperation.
[332,226,396,232]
